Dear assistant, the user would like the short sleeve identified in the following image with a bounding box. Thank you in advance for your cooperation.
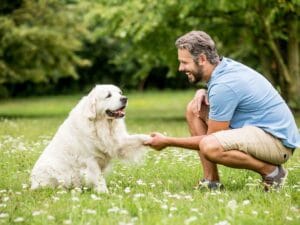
[208,84,239,121]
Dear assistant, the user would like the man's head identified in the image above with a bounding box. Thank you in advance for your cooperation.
[175,31,219,83]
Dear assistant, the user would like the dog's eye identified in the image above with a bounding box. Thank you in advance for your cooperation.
[106,92,112,98]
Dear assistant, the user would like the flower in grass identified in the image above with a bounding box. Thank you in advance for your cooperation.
[119,222,134,225]
[227,200,237,211]
[149,183,156,188]
[136,179,146,186]
[286,216,293,221]
[22,184,28,189]
[14,217,25,223]
[215,220,231,225]
[90,194,102,201]
[71,196,79,202]
[124,187,131,193]
[242,200,250,206]
[2,197,9,202]
[47,215,55,220]
[32,210,45,216]
[108,206,120,213]
[184,216,197,225]
[63,219,72,224]
[161,204,168,210]
[0,213,9,218]
[83,209,96,215]
[133,193,145,199]
[252,210,258,215]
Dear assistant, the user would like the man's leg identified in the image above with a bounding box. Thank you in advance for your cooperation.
[199,135,276,177]
[186,101,220,181]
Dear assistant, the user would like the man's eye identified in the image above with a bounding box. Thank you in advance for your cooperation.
[106,92,112,98]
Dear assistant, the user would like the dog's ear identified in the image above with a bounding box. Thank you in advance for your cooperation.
[84,88,97,120]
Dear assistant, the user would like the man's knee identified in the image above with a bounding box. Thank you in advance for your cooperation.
[199,135,223,160]
[185,100,208,121]
[186,100,195,119]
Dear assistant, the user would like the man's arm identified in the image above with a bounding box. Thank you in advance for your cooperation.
[144,120,230,151]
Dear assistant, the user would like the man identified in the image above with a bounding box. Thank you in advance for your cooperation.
[144,31,300,191]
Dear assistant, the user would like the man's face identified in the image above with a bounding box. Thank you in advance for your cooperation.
[177,49,204,84]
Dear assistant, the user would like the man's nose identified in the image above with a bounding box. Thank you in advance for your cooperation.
[178,64,184,72]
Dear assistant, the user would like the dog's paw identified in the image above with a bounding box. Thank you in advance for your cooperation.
[136,134,151,143]
[95,185,109,194]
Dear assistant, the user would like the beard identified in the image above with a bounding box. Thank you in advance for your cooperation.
[185,64,204,84]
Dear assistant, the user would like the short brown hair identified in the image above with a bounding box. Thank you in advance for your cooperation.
[175,31,219,65]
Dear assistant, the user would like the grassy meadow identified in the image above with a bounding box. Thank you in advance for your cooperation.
[0,90,299,225]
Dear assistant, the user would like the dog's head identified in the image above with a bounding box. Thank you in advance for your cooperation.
[85,84,128,120]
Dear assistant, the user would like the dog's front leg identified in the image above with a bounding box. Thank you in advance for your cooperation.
[118,134,150,160]
[82,157,108,193]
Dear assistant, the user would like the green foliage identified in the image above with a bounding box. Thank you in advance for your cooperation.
[0,0,90,84]
[90,0,299,105]
[0,0,299,108]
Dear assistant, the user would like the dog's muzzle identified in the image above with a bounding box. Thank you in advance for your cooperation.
[106,97,127,118]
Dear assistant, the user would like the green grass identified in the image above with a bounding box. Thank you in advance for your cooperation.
[0,90,299,225]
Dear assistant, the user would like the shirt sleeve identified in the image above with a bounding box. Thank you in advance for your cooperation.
[208,84,239,122]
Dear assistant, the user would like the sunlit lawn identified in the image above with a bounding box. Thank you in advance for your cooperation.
[0,90,299,225]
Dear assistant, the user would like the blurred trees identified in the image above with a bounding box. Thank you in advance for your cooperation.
[0,0,90,96]
[94,0,300,107]
[0,0,299,108]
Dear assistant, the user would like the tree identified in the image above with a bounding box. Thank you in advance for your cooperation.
[0,0,90,92]
[91,0,300,108]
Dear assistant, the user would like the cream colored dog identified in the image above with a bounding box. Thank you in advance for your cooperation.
[30,84,150,193]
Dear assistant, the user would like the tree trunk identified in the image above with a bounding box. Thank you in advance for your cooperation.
[287,18,300,109]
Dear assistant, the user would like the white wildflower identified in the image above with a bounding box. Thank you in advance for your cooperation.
[124,187,131,193]
[161,204,168,210]
[227,200,237,211]
[83,209,96,215]
[0,213,9,218]
[14,217,25,223]
[90,194,102,201]
[252,210,258,215]
[136,179,146,186]
[47,215,55,220]
[63,219,72,224]
[170,206,177,211]
[133,193,145,199]
[184,216,197,225]
[108,207,119,213]
[71,197,79,202]
[32,210,44,216]
[215,220,231,225]
[242,200,250,206]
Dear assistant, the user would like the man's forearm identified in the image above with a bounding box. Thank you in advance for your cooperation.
[164,135,206,150]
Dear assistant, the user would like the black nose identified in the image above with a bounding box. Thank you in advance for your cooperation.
[121,97,127,104]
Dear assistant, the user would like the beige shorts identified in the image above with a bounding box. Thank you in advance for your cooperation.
[212,126,293,165]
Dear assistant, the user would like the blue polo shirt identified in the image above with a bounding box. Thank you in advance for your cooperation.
[207,57,300,149]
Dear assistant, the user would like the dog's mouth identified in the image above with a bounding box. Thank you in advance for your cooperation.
[106,106,126,118]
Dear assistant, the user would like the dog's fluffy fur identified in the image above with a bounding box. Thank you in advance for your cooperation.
[30,84,150,193]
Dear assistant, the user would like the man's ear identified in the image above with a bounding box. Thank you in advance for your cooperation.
[198,53,207,65]
[84,88,97,120]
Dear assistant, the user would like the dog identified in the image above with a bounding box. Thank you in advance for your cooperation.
[30,84,150,193]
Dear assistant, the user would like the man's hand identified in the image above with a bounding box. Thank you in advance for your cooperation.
[192,89,209,117]
[143,132,168,151]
